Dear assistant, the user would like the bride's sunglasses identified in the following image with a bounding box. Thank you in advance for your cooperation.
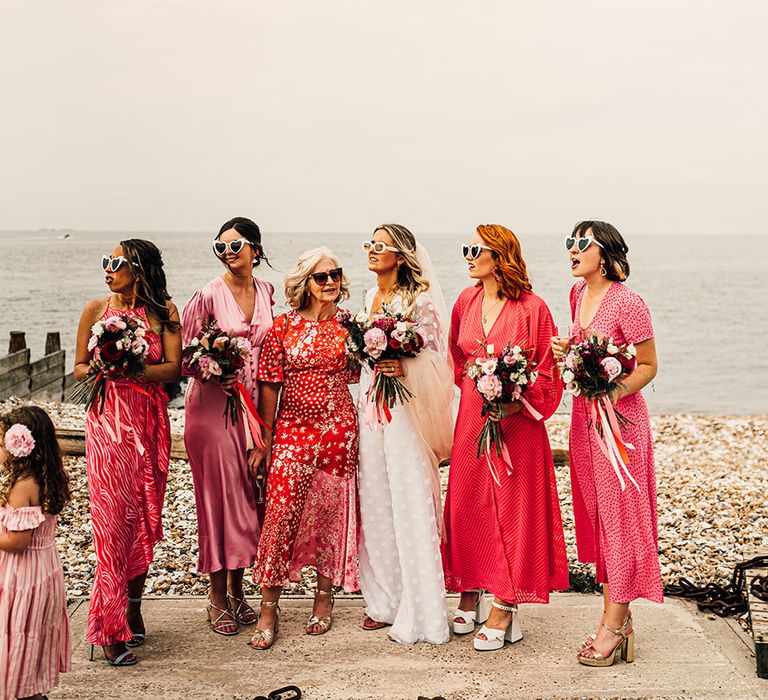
[565,236,604,253]
[101,255,138,273]
[310,268,343,285]
[362,240,399,254]
[462,244,493,260]
[213,238,252,257]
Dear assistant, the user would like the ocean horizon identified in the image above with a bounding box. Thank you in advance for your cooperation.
[1,230,766,414]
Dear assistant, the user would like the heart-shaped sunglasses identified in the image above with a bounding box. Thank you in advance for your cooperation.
[213,238,253,257]
[565,236,604,253]
[101,255,139,273]
[462,244,493,260]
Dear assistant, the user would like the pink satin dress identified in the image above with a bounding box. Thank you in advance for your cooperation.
[182,275,274,573]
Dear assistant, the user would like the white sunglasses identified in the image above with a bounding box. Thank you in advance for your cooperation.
[362,240,399,254]
[101,255,138,273]
[565,236,604,253]
[213,238,253,257]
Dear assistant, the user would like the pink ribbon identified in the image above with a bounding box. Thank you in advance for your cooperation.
[97,381,162,457]
[484,423,515,486]
[520,396,543,421]
[590,395,639,492]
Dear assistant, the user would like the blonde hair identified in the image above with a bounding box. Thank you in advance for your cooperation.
[284,247,350,310]
[373,224,429,316]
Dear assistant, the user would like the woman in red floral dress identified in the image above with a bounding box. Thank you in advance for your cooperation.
[250,247,360,650]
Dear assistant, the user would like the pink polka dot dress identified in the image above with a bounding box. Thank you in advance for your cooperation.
[568,280,663,603]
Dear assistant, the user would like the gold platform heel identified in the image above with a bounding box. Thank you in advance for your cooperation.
[578,617,634,667]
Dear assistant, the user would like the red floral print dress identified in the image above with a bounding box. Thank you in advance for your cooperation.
[254,310,360,591]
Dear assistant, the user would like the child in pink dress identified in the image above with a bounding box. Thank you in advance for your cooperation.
[0,406,71,700]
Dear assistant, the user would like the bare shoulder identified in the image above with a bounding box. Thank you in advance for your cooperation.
[7,476,41,507]
[82,297,109,320]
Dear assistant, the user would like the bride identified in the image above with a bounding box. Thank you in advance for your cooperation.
[356,223,454,645]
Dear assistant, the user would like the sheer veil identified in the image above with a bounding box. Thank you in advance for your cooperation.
[415,241,449,351]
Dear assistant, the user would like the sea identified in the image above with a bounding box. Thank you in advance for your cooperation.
[1,230,766,415]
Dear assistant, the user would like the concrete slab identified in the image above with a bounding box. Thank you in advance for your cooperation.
[50,594,767,700]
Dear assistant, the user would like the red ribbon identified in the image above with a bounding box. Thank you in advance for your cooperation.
[232,381,269,450]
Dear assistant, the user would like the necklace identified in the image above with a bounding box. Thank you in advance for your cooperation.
[481,297,503,325]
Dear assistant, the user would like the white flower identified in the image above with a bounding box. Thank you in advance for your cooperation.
[485,344,495,355]
[529,371,538,385]
[626,344,637,357]
[190,337,199,346]
[135,327,146,338]
[512,345,521,354]
[561,369,574,383]
[607,343,619,355]
[115,339,124,350]
[395,321,408,332]
[566,380,581,396]
[87,334,99,351]
[481,359,498,375]
[91,321,104,336]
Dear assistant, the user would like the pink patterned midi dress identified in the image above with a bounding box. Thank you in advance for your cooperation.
[568,280,663,603]
[0,505,70,700]
[85,301,171,645]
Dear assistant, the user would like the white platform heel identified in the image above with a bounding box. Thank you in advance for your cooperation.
[453,589,490,635]
[473,600,523,651]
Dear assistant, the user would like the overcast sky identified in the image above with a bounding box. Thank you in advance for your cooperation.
[0,1,765,234]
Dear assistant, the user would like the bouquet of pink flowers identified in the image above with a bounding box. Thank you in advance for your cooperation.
[557,333,639,491]
[182,321,265,446]
[69,314,150,412]
[341,307,426,425]
[465,341,541,484]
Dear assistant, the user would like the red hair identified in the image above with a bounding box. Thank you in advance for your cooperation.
[476,224,532,300]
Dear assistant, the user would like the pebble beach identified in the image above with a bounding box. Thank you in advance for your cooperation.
[3,398,767,599]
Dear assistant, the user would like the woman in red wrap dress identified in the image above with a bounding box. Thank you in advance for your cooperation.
[551,220,661,667]
[74,239,180,666]
[442,224,568,653]
[250,247,360,650]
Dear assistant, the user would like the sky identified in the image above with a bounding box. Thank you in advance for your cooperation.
[0,0,766,235]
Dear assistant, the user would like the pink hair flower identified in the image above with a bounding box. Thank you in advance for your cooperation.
[4,423,35,458]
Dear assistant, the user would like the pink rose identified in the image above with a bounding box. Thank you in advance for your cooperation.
[477,374,503,401]
[4,423,35,458]
[600,356,623,382]
[104,318,127,332]
[363,327,388,360]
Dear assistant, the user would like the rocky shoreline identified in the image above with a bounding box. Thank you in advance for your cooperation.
[2,398,766,598]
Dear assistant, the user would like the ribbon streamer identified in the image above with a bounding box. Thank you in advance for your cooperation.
[591,394,639,492]
[364,366,393,427]
[483,422,514,486]
[232,381,269,451]
[96,380,161,458]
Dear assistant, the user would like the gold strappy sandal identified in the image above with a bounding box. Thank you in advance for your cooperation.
[306,588,334,636]
[577,617,634,666]
[227,591,258,626]
[249,601,280,650]
[206,598,239,636]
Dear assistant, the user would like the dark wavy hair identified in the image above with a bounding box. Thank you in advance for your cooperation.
[0,406,71,516]
[572,220,630,282]
[120,239,180,332]
[216,217,271,268]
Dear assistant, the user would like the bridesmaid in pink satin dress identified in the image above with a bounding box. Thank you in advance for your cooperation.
[182,218,274,636]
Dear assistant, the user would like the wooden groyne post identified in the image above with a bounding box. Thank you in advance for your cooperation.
[0,331,71,401]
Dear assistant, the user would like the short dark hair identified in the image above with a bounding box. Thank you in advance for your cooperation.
[217,217,270,268]
[572,220,630,281]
